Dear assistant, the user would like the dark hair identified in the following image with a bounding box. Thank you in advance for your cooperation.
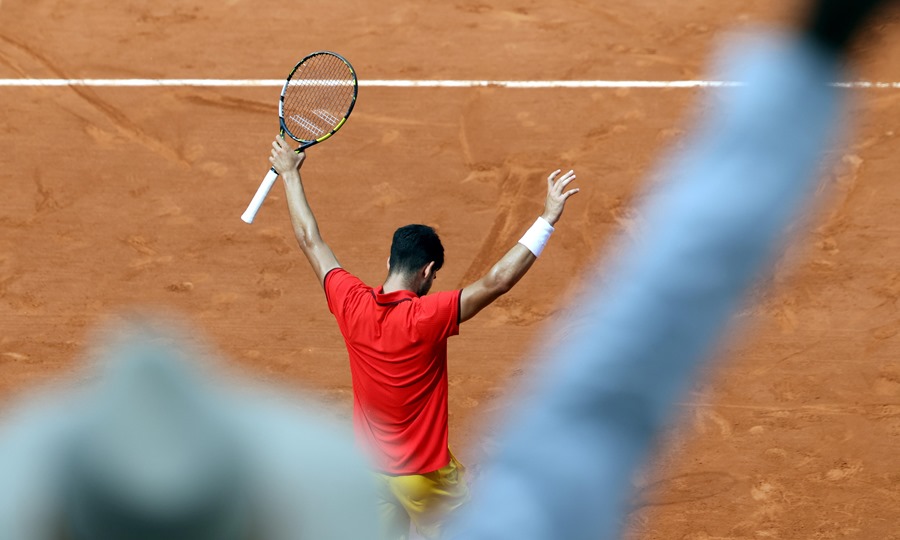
[389,224,444,275]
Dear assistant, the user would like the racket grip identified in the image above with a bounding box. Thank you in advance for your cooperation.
[241,168,280,224]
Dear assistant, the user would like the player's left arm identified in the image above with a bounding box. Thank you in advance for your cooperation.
[458,170,579,323]
[271,136,341,287]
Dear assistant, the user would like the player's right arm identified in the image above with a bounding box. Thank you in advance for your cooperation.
[459,170,579,323]
[271,136,341,287]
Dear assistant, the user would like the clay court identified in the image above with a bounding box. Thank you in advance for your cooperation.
[1,0,899,537]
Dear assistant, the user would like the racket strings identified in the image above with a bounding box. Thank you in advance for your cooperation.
[282,55,356,142]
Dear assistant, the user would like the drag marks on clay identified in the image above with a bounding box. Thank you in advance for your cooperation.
[370,181,408,210]
[454,2,491,15]
[0,250,44,314]
[810,151,900,355]
[351,111,449,128]
[769,300,801,335]
[561,115,649,258]
[251,250,294,313]
[870,319,900,342]
[813,154,864,243]
[379,130,400,145]
[872,272,900,309]
[540,185,639,280]
[1,289,45,312]
[457,108,476,170]
[691,408,733,439]
[0,34,190,167]
[124,255,173,280]
[122,235,176,282]
[747,342,820,377]
[0,257,23,305]
[33,172,68,213]
[872,404,900,419]
[604,192,645,240]
[872,371,900,397]
[634,471,738,507]
[198,161,230,179]
[84,124,118,146]
[254,265,285,302]
[165,281,194,293]
[255,227,293,257]
[134,5,202,25]
[0,40,29,77]
[124,235,157,256]
[455,163,543,287]
[674,401,900,505]
[256,287,282,300]
[0,213,32,228]
[745,479,789,527]
[70,87,191,167]
[152,195,195,226]
[455,91,551,291]
[821,459,864,482]
[483,295,551,327]
[449,373,513,413]
[179,92,270,114]
[571,0,642,33]
[454,2,533,25]
[0,352,33,364]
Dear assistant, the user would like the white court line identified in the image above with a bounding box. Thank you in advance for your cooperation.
[0,78,899,88]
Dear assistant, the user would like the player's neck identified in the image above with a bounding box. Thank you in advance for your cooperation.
[382,273,416,294]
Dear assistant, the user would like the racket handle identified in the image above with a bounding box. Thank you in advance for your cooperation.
[241,168,280,224]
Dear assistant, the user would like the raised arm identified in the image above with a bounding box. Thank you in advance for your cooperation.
[270,137,341,286]
[458,170,579,323]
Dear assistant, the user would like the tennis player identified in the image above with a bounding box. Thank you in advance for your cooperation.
[269,135,578,540]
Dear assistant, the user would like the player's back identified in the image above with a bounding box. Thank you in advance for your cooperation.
[324,268,461,474]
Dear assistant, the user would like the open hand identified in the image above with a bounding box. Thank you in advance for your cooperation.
[541,169,580,226]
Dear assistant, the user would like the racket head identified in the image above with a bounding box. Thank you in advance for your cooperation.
[278,51,358,149]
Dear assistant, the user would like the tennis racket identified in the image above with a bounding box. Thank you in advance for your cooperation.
[241,51,358,224]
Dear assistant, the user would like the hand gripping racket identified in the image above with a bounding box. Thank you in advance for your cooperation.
[241,51,358,223]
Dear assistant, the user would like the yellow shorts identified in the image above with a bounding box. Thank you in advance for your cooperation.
[374,453,470,540]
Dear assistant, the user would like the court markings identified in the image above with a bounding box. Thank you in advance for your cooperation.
[0,79,899,88]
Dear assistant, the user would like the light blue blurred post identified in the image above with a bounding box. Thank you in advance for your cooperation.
[447,33,847,540]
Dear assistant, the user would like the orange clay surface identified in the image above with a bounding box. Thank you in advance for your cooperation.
[1,1,899,537]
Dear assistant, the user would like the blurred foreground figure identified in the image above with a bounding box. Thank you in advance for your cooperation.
[446,1,891,539]
[0,321,378,540]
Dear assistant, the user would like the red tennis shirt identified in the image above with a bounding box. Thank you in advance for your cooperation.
[324,268,461,475]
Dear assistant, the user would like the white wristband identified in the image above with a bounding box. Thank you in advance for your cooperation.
[518,217,555,257]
